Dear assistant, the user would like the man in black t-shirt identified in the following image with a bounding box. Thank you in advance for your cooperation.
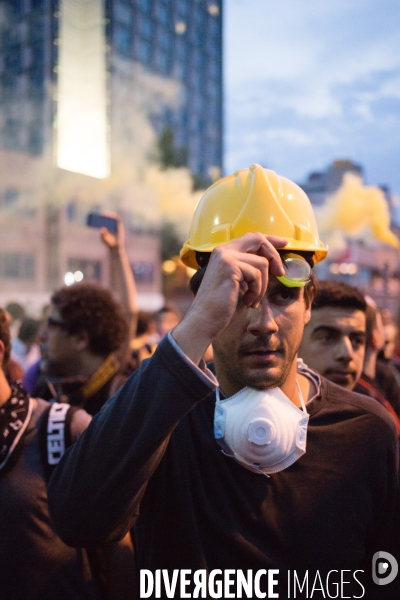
[49,166,400,599]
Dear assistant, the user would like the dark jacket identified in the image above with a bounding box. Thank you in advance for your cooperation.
[48,336,400,599]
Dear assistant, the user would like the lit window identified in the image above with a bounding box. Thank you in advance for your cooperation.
[175,22,186,34]
[207,3,219,16]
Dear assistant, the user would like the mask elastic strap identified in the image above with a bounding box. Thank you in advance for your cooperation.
[296,380,307,414]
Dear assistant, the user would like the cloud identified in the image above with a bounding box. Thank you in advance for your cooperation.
[224,0,400,194]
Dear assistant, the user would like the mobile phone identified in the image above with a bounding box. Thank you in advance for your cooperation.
[86,213,118,233]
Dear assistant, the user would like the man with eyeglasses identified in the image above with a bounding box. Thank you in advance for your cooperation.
[34,282,128,415]
[49,165,400,598]
[24,215,138,415]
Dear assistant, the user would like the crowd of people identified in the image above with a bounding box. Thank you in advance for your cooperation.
[1,165,400,599]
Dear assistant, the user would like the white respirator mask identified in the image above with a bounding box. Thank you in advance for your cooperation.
[214,383,309,476]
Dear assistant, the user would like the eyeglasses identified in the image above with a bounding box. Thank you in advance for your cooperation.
[47,316,66,328]
[276,253,312,288]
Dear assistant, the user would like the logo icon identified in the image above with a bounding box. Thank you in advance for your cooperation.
[372,551,398,585]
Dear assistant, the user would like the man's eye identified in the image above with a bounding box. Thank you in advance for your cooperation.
[316,332,335,343]
[321,334,333,342]
[275,288,297,302]
[279,290,292,300]
[352,336,365,348]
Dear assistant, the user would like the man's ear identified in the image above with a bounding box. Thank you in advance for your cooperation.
[72,330,89,352]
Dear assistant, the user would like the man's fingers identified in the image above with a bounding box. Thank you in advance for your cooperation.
[226,233,287,278]
[264,235,288,247]
[257,237,287,277]
[235,261,266,308]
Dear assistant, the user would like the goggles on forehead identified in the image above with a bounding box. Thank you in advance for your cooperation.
[276,253,313,288]
[194,250,313,288]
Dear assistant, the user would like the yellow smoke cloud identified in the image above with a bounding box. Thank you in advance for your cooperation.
[316,173,399,251]
[0,51,206,253]
[145,166,203,238]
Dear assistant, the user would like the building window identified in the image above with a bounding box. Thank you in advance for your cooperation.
[153,48,170,75]
[31,44,44,69]
[154,2,170,25]
[156,26,171,51]
[175,37,187,60]
[114,2,132,26]
[114,25,131,54]
[208,16,220,40]
[28,18,45,42]
[1,28,19,46]
[131,262,154,284]
[175,0,188,18]
[193,5,205,30]
[137,0,152,13]
[27,123,44,155]
[136,38,152,63]
[191,50,204,72]
[10,0,24,16]
[5,49,22,70]
[31,0,45,10]
[66,202,77,222]
[67,258,102,282]
[28,68,44,94]
[3,188,19,205]
[0,252,35,280]
[206,79,220,99]
[192,27,204,48]
[137,14,153,40]
[172,60,186,80]
[4,117,20,137]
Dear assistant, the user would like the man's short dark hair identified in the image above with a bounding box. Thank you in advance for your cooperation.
[189,251,317,308]
[51,282,128,357]
[312,280,367,313]
[0,308,11,368]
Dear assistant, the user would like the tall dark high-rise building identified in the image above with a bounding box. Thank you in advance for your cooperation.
[0,0,223,181]
[112,0,223,181]
[0,0,223,310]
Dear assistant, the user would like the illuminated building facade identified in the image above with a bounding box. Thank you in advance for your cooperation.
[0,0,223,311]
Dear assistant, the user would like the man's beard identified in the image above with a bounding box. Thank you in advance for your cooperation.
[223,338,299,392]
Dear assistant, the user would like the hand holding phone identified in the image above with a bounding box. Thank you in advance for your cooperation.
[86,213,118,233]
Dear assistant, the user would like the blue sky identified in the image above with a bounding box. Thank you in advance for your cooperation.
[224,0,400,196]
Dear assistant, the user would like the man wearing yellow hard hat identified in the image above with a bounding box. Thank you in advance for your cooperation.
[49,165,399,598]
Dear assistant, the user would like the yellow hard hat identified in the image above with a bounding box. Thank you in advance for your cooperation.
[180,164,328,269]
